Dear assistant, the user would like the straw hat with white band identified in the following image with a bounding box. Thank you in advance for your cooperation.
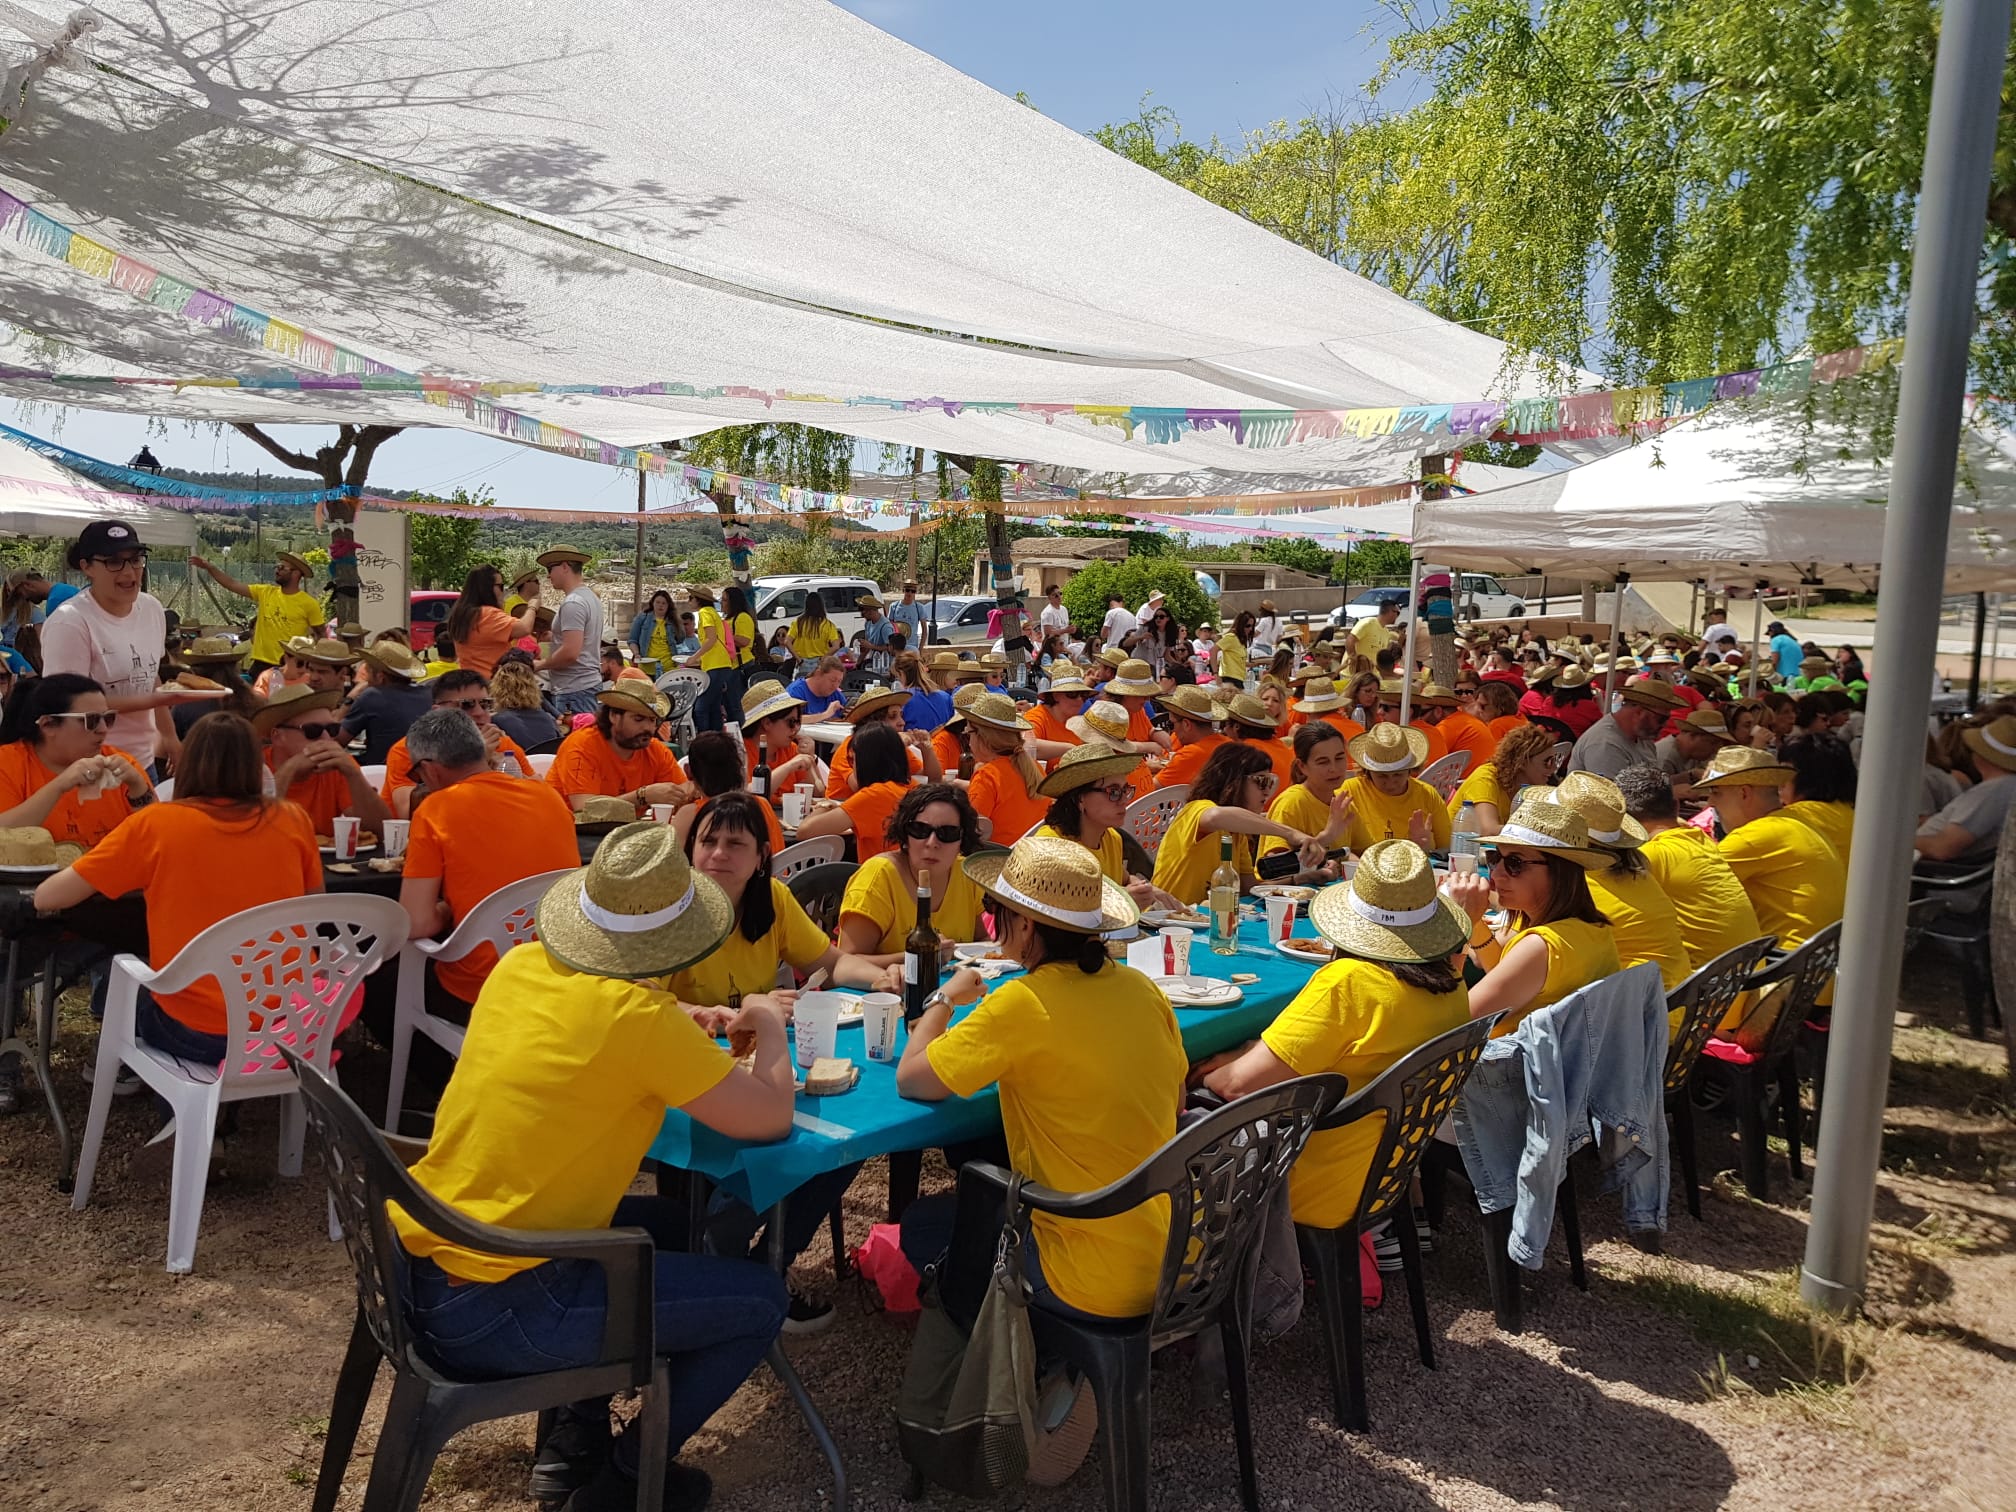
[846,683,910,722]
[1224,693,1281,732]
[1295,676,1349,713]
[1694,745,1795,788]
[739,679,805,726]
[1040,673,1094,698]
[1677,707,1735,744]
[1309,839,1470,963]
[1104,659,1161,697]
[1290,663,1332,685]
[941,681,989,730]
[1553,771,1649,848]
[1347,722,1429,773]
[251,682,344,734]
[963,834,1138,936]
[1160,685,1219,722]
[537,821,735,978]
[597,682,670,721]
[1095,645,1130,672]
[1036,740,1144,798]
[299,637,358,669]
[928,650,963,675]
[1483,797,1611,869]
[1414,683,1459,709]
[536,545,590,569]
[963,691,1031,733]
[358,640,427,682]
[1067,700,1135,746]
[1961,714,2016,773]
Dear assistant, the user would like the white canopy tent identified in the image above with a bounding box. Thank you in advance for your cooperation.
[0,431,196,546]
[0,0,1571,488]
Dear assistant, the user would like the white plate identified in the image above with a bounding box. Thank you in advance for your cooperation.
[164,686,233,700]
[953,941,1002,962]
[1154,975,1244,1008]
[1250,884,1316,903]
[318,838,380,854]
[1274,937,1337,965]
[834,1003,865,1027]
[1140,909,1210,930]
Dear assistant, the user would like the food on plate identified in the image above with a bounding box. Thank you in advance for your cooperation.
[366,856,404,873]
[173,671,226,691]
[804,1056,857,1096]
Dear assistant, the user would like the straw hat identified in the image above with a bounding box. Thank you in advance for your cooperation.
[1644,650,1680,667]
[282,635,318,659]
[1618,679,1688,713]
[1798,655,1831,675]
[1415,683,1459,709]
[509,567,544,594]
[1554,664,1592,690]
[336,620,367,642]
[251,682,344,734]
[1223,692,1281,732]
[963,834,1138,936]
[1962,715,2016,773]
[1036,741,1144,798]
[1040,673,1093,698]
[358,640,427,682]
[949,660,993,683]
[1295,676,1348,713]
[1095,645,1130,671]
[1377,679,1408,699]
[1204,679,1237,707]
[276,551,314,578]
[1553,771,1649,849]
[846,682,909,722]
[739,679,805,725]
[686,584,717,606]
[979,651,1008,670]
[941,680,989,729]
[300,638,358,668]
[1485,797,1611,869]
[1348,722,1429,773]
[929,650,963,674]
[1290,663,1332,685]
[963,691,1031,733]
[1105,659,1160,697]
[1694,745,1795,788]
[597,682,670,721]
[537,820,735,979]
[174,635,245,667]
[1161,685,1219,722]
[1068,700,1134,745]
[1677,707,1735,744]
[1309,840,1470,963]
[533,605,557,635]
[1528,663,1560,689]
[856,593,885,611]
[536,545,589,568]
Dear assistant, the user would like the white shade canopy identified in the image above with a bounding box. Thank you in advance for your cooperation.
[0,431,197,546]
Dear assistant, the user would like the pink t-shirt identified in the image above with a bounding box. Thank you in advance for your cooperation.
[39,590,167,761]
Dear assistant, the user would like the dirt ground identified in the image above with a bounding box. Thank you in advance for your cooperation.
[3,952,2014,1512]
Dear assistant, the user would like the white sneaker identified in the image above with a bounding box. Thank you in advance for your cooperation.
[82,1062,142,1097]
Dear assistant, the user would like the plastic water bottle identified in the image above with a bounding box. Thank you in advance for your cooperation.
[1451,802,1479,862]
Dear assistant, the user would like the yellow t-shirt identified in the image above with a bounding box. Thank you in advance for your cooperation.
[1350,616,1394,660]
[645,618,673,667]
[392,944,734,1282]
[1342,775,1453,853]
[1642,826,1767,1032]
[1779,799,1854,871]
[1033,822,1127,885]
[1151,799,1252,905]
[1262,958,1471,1228]
[839,851,986,955]
[788,620,841,661]
[1587,865,1693,1011]
[1448,761,1514,822]
[669,878,831,1005]
[246,582,326,665]
[1218,637,1248,682]
[1718,811,1847,952]
[697,606,734,672]
[1497,916,1620,1037]
[927,962,1186,1317]
[1257,782,1336,857]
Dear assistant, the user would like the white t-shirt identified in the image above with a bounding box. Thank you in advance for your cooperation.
[40,590,167,761]
[1038,601,1070,635]
[1250,615,1282,653]
[1702,623,1739,647]
[1100,605,1136,647]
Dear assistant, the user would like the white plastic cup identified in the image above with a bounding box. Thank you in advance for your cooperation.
[861,993,902,1064]
[1450,852,1480,877]
[650,803,675,824]
[1164,927,1194,976]
[331,815,360,860]
[380,819,410,858]
[1263,893,1296,942]
[781,792,804,829]
[1126,937,1165,976]
[794,991,843,1070]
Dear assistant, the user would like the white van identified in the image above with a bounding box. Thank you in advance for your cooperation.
[749,575,883,646]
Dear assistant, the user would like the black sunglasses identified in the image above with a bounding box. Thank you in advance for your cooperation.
[1482,850,1535,877]
[445,697,495,712]
[905,820,963,845]
[289,721,346,741]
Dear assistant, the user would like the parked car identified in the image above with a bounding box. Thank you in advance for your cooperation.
[1326,587,1413,632]
[749,575,883,645]
[1324,573,1526,631]
[926,594,995,646]
[408,590,458,650]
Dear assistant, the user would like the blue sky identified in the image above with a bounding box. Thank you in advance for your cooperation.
[6,1,1394,514]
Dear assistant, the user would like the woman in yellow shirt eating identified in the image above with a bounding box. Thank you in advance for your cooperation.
[1342,724,1453,853]
[1259,722,1355,862]
[1151,743,1342,903]
[1447,722,1559,837]
[838,783,988,965]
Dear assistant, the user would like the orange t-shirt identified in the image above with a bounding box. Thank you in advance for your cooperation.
[1437,711,1496,776]
[841,780,910,861]
[1316,711,1360,747]
[404,771,579,1003]
[1236,734,1296,790]
[71,798,321,1035]
[381,731,534,804]
[968,756,1051,844]
[1154,732,1226,790]
[1024,705,1080,749]
[930,726,965,778]
[826,732,921,798]
[1126,705,1155,743]
[0,740,151,850]
[1409,719,1451,769]
[454,606,520,679]
[1488,714,1528,742]
[693,790,788,856]
[265,753,357,836]
[546,727,685,803]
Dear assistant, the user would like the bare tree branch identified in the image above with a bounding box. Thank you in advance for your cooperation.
[344,425,404,487]
[229,422,323,478]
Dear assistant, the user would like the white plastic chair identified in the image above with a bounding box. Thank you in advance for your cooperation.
[1418,751,1472,801]
[528,752,558,776]
[1549,740,1574,777]
[774,835,845,882]
[383,868,574,1135]
[153,777,174,801]
[1123,784,1191,859]
[359,764,387,789]
[73,895,409,1273]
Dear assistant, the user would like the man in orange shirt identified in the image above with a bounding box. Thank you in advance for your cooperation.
[930,682,986,776]
[1223,691,1295,789]
[380,670,537,817]
[1420,683,1493,776]
[825,684,935,796]
[1103,658,1169,749]
[1293,676,1360,744]
[1153,685,1227,789]
[1024,673,1091,763]
[1372,678,1451,768]
[255,682,391,838]
[546,681,689,815]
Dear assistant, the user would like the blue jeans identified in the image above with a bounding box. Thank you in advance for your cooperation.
[136,993,229,1121]
[690,667,739,733]
[553,687,601,719]
[406,1196,786,1458]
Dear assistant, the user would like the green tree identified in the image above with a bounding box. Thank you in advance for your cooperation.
[405,491,494,588]
[1062,559,1215,641]
[1340,539,1412,581]
[1256,537,1335,579]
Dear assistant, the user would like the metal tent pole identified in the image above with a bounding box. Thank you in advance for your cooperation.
[1802,0,2013,1318]
[1747,590,1765,697]
[1969,592,1987,707]
[1398,554,1424,723]
[1604,573,1628,705]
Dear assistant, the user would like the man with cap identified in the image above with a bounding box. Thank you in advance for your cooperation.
[851,593,895,677]
[1153,685,1228,790]
[188,547,325,678]
[1654,707,1735,785]
[547,681,688,816]
[381,670,539,816]
[392,820,793,1512]
[344,639,440,766]
[1698,746,1846,957]
[1566,678,1688,781]
[887,580,930,651]
[1915,714,2016,864]
[533,546,605,719]
[255,681,392,837]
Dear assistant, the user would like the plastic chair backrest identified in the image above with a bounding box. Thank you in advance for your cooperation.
[786,860,858,937]
[418,868,575,966]
[1118,829,1153,884]
[359,765,387,789]
[1755,922,1843,1061]
[774,836,845,881]
[528,752,558,776]
[134,896,409,1086]
[1418,751,1472,800]
[1122,785,1190,857]
[1664,935,1775,1093]
[654,669,708,724]
[1314,1015,1500,1229]
[154,777,175,801]
[841,667,881,697]
[1548,740,1573,776]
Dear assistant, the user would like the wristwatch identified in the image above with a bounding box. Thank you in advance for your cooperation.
[920,989,954,1017]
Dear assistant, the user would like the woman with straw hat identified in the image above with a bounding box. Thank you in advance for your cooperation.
[1258,722,1355,867]
[961,692,1051,844]
[824,682,939,799]
[387,821,795,1512]
[1033,741,1175,905]
[1101,658,1169,748]
[1152,742,1344,904]
[1223,690,1295,789]
[1193,840,1471,1234]
[1294,675,1360,744]
[1152,684,1229,790]
[897,834,1186,1324]
[1343,723,1452,853]
[928,680,985,777]
[1699,745,1846,957]
[738,678,819,799]
[1446,723,1560,839]
[1549,773,1694,1010]
[1067,698,1159,799]
[838,782,989,965]
[1443,797,1620,1038]
[1023,671,1092,760]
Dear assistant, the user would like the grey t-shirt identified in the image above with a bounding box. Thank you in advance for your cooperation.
[1567,714,1659,781]
[548,586,605,695]
[1918,775,2016,863]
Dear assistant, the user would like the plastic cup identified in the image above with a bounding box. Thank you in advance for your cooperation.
[781,792,804,829]
[794,991,843,1070]
[331,816,360,860]
[860,993,902,1064]
[380,819,410,858]
[1125,937,1165,976]
[1164,927,1194,976]
[650,803,675,824]
[1264,893,1296,942]
[1450,852,1479,877]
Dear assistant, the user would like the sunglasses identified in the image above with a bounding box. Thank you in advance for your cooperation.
[905,820,964,845]
[1376,703,1404,715]
[43,710,115,731]
[444,697,495,712]
[1481,850,1536,877]
[287,721,346,741]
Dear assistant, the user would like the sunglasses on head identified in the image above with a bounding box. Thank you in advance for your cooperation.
[289,721,346,741]
[905,820,964,845]
[44,710,115,731]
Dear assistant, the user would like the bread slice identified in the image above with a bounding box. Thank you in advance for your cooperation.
[174,671,224,691]
[804,1056,855,1096]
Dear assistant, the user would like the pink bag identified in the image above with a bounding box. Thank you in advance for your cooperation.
[855,1222,922,1313]
[1359,1231,1384,1310]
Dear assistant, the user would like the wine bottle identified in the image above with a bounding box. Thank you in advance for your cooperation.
[956,740,975,781]
[1208,835,1240,956]
[751,733,771,798]
[904,885,938,1023]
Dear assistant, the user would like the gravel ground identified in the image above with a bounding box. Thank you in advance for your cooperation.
[2,954,2012,1512]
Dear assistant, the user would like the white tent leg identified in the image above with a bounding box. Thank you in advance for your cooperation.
[1748,591,1766,697]
[1604,574,1627,706]
[1399,555,1424,724]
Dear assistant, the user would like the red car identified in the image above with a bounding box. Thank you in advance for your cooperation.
[408,590,458,651]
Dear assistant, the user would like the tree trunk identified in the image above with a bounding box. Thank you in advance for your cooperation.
[951,457,1026,685]
[230,421,401,627]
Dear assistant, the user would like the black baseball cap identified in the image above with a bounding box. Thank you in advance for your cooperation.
[66,519,148,569]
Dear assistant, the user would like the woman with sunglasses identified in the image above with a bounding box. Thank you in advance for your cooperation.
[737,680,819,801]
[1152,742,1338,904]
[0,674,154,849]
[443,564,537,680]
[792,722,912,861]
[1443,796,1620,1038]
[837,783,987,967]
[1032,742,1175,907]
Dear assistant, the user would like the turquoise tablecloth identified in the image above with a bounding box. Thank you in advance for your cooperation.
[647,912,1327,1211]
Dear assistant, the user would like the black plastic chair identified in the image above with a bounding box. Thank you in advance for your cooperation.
[1664,936,1777,1220]
[1118,829,1154,885]
[786,860,858,937]
[1295,1016,1498,1431]
[277,1046,670,1512]
[956,1074,1346,1512]
[1909,863,2000,1038]
[1696,923,1843,1200]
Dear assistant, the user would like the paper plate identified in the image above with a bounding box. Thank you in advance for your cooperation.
[1250,884,1316,903]
[952,941,1003,962]
[1274,937,1337,965]
[165,687,233,700]
[318,837,380,854]
[1153,975,1244,1008]
[1140,908,1210,930]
